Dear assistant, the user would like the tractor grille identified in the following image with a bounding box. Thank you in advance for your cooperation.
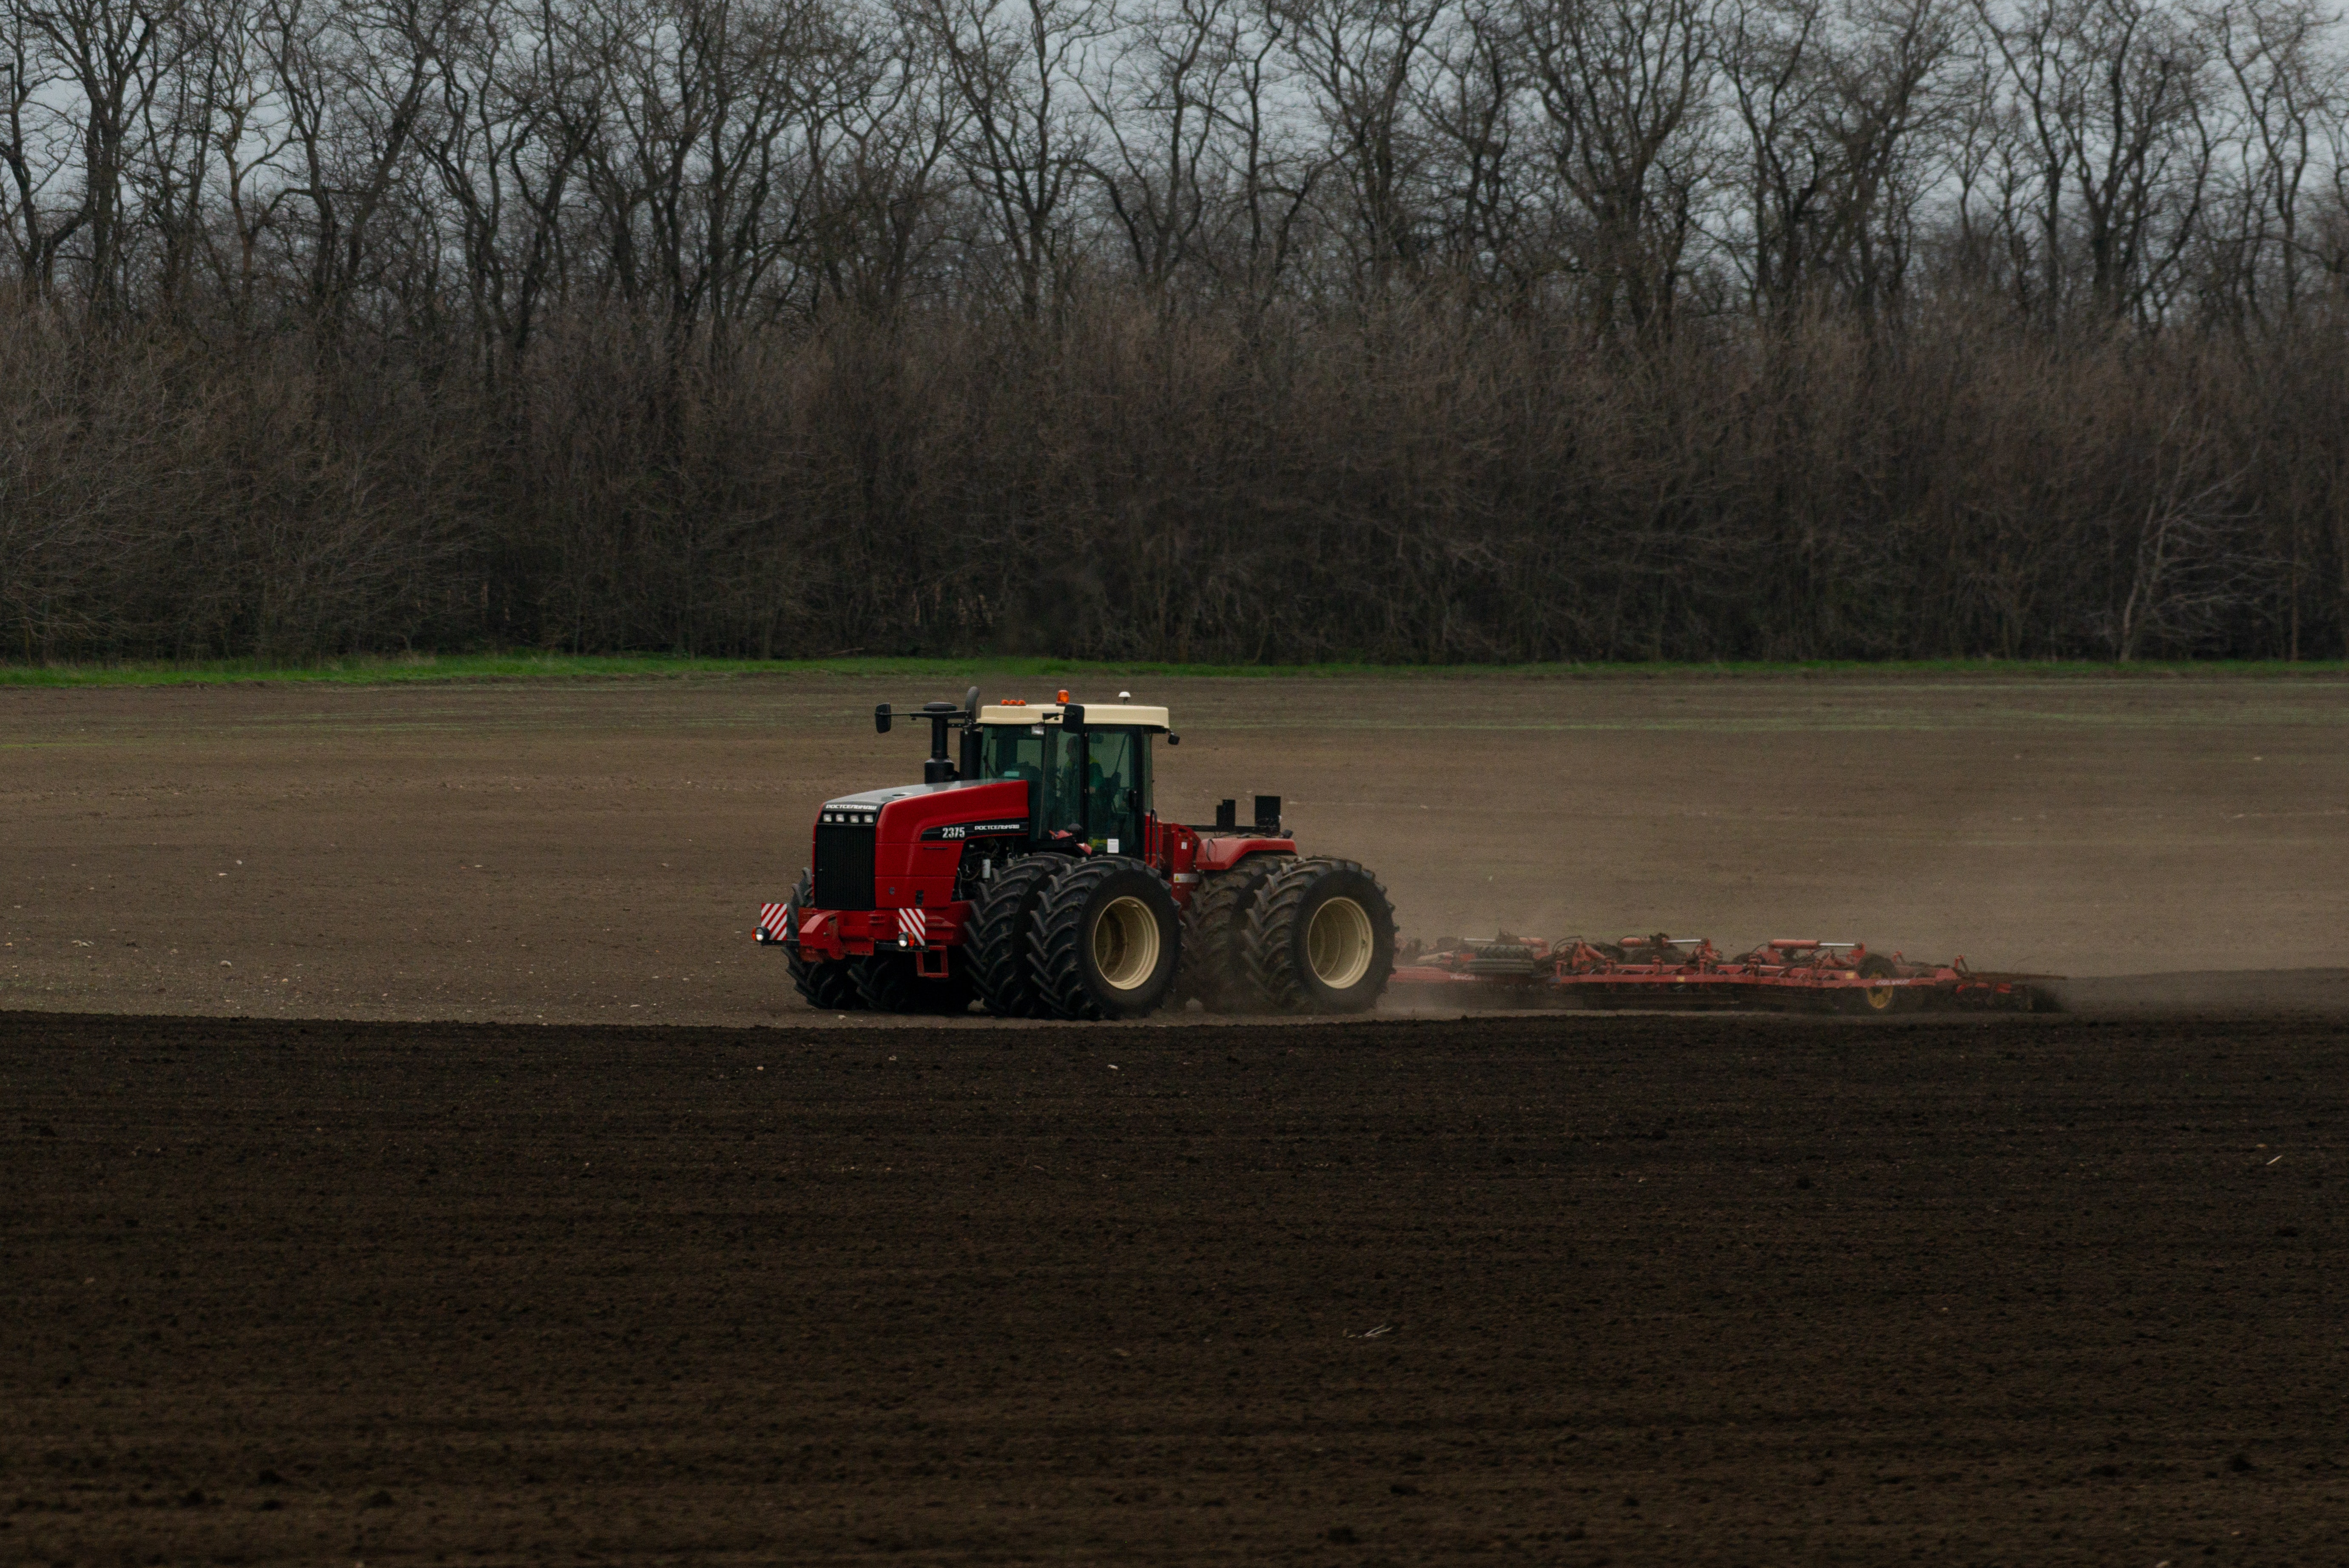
[813,823,877,910]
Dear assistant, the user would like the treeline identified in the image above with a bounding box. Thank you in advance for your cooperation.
[5,0,2349,661]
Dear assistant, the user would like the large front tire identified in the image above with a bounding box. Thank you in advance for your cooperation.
[969,856,1067,1018]
[1031,857,1182,1020]
[1242,859,1396,1014]
[852,951,974,1015]
[785,871,866,1011]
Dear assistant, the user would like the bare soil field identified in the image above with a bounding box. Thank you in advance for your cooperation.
[3,1007,2343,1566]
[3,673,2345,1024]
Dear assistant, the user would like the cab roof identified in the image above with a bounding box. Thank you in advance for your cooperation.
[978,701,1170,731]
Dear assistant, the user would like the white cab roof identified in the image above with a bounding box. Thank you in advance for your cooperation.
[978,702,1170,730]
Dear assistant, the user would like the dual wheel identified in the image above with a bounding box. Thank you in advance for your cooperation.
[789,854,1397,1021]
[1186,856,1395,1016]
[969,856,1183,1020]
[967,853,1396,1021]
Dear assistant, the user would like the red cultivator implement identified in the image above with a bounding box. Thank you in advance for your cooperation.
[1391,933,2062,1013]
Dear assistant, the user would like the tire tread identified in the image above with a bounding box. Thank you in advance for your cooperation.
[1181,856,1294,1013]
[969,856,1066,1018]
[785,871,866,1010]
[1031,858,1125,1021]
[1241,857,1394,1014]
[1031,856,1175,1021]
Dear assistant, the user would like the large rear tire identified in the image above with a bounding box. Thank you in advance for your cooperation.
[1242,858,1396,1014]
[1180,855,1294,1013]
[969,856,1067,1018]
[785,871,866,1011]
[1031,857,1182,1020]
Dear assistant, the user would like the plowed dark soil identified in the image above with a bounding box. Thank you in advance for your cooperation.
[5,1008,2343,1565]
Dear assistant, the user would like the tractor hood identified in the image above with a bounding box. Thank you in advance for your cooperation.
[818,779,996,822]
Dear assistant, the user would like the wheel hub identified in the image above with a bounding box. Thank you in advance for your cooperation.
[1305,897,1374,990]
[1092,895,1161,990]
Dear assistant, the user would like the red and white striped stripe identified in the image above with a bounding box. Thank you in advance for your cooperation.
[755,902,932,947]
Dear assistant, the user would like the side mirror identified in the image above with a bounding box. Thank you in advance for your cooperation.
[1166,733,1180,746]
[1062,703,1086,731]
[874,703,892,734]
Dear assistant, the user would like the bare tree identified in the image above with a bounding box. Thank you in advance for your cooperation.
[2113,402,2252,657]
[264,0,454,335]
[792,15,960,312]
[1978,0,2217,320]
[1277,0,1446,292]
[901,0,1104,318]
[24,0,186,316]
[1198,0,1320,304]
[1519,0,1720,333]
[1417,0,1532,288]
[0,0,2344,666]
[0,0,93,299]
[1078,0,1215,293]
[2205,0,2335,322]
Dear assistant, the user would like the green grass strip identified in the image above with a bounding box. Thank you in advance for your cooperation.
[1,652,2346,688]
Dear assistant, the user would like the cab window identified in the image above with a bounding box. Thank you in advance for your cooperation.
[1082,729,1145,848]
[979,724,1150,848]
[979,724,1049,789]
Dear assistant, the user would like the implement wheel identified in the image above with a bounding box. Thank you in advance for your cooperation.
[785,871,866,1011]
[968,855,1066,1018]
[1030,857,1181,1020]
[1242,858,1396,1014]
[1844,953,1903,1015]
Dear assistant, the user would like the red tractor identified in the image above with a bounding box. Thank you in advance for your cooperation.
[756,688,1395,1019]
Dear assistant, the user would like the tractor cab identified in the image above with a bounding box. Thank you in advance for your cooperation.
[972,697,1167,856]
